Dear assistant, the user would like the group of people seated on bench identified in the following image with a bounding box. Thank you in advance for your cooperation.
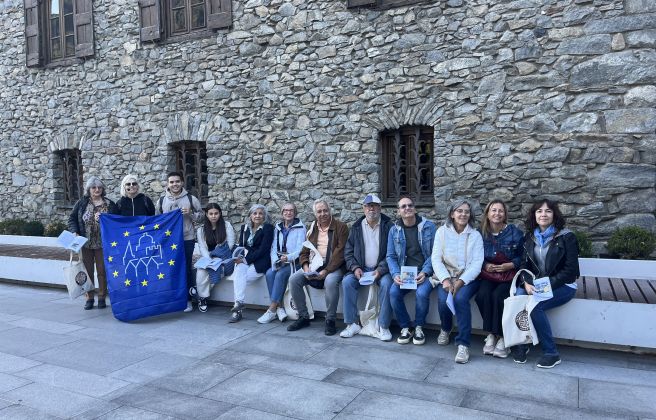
[69,172,579,369]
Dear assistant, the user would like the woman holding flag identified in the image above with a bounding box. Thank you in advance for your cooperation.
[68,176,118,310]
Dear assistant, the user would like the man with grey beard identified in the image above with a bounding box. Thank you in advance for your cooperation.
[339,194,394,341]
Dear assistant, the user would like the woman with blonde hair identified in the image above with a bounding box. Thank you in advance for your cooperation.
[116,174,155,216]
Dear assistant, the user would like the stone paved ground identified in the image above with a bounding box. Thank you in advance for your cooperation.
[0,282,654,420]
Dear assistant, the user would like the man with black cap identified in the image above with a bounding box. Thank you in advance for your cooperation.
[340,194,394,341]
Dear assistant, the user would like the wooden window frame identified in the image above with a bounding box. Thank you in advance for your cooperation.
[138,0,231,44]
[347,0,430,10]
[57,148,83,205]
[23,0,95,68]
[381,126,434,206]
[171,141,208,204]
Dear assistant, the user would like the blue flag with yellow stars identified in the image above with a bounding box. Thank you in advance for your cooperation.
[100,211,187,322]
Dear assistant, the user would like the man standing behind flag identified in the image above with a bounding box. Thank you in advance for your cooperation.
[157,171,203,312]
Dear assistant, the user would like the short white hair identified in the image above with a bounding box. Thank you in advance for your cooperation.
[312,199,331,215]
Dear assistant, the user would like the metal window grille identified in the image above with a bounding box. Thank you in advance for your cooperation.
[381,126,434,204]
[172,141,208,203]
[59,148,83,204]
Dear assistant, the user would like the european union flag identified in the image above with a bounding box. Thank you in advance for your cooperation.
[100,211,187,322]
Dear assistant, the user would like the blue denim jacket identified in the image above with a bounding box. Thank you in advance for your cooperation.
[480,223,524,268]
[386,216,437,279]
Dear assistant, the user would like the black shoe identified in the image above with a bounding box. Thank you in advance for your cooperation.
[287,317,310,331]
[97,298,106,309]
[231,301,244,313]
[512,345,529,364]
[229,310,242,323]
[397,327,413,344]
[325,319,336,336]
[537,355,561,369]
[198,298,208,313]
[84,299,94,310]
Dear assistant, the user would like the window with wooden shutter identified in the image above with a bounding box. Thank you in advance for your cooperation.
[24,0,42,67]
[171,141,208,204]
[347,0,429,9]
[140,0,231,43]
[381,126,434,205]
[23,0,95,67]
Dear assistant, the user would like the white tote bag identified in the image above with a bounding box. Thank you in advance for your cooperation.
[358,283,380,338]
[63,252,94,300]
[283,285,315,320]
[502,269,539,347]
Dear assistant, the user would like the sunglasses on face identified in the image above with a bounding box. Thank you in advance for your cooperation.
[125,182,138,187]
[398,204,415,209]
[90,186,103,190]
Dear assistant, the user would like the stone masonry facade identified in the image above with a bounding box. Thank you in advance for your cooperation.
[0,0,654,249]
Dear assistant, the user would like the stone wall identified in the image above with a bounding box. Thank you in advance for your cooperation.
[0,0,654,248]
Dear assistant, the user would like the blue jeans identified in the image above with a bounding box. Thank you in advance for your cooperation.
[342,271,393,328]
[265,264,292,304]
[390,280,434,328]
[437,281,480,347]
[517,285,576,356]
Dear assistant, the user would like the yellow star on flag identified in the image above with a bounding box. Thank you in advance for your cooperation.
[154,224,160,229]
[111,241,118,247]
[157,273,165,279]
[165,230,172,236]
[168,259,175,266]
[108,256,113,262]
[123,231,130,237]
[171,244,177,250]
[113,270,119,277]
[141,280,148,286]
[124,279,131,286]
[139,225,145,230]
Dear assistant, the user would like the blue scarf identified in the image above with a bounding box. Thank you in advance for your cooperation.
[534,225,555,247]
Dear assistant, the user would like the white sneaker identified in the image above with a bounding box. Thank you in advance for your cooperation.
[455,345,470,364]
[276,307,288,322]
[483,334,497,355]
[437,329,450,345]
[379,327,392,342]
[340,323,361,338]
[257,310,277,324]
[183,301,193,313]
[493,337,510,358]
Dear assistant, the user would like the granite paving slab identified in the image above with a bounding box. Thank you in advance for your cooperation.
[225,332,334,361]
[201,369,361,420]
[203,349,270,366]
[579,378,656,418]
[108,352,198,384]
[551,359,656,387]
[112,385,234,420]
[337,390,510,419]
[1,382,103,418]
[462,390,637,420]
[69,401,122,420]
[324,368,465,406]
[140,319,253,348]
[0,352,41,373]
[309,342,440,380]
[0,373,30,394]
[8,317,85,334]
[0,314,21,322]
[0,327,79,357]
[30,339,155,375]
[0,399,10,411]
[250,356,337,381]
[95,406,179,420]
[214,406,296,419]
[149,360,243,396]
[0,404,62,420]
[0,323,14,333]
[425,357,579,407]
[140,338,224,359]
[67,326,158,348]
[21,304,106,324]
[14,363,131,398]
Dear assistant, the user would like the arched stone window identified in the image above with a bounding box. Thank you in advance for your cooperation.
[170,141,208,204]
[381,126,434,205]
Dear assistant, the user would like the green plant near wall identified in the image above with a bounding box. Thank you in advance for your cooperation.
[573,230,594,258]
[22,221,45,236]
[0,219,27,235]
[44,221,68,237]
[607,226,656,260]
